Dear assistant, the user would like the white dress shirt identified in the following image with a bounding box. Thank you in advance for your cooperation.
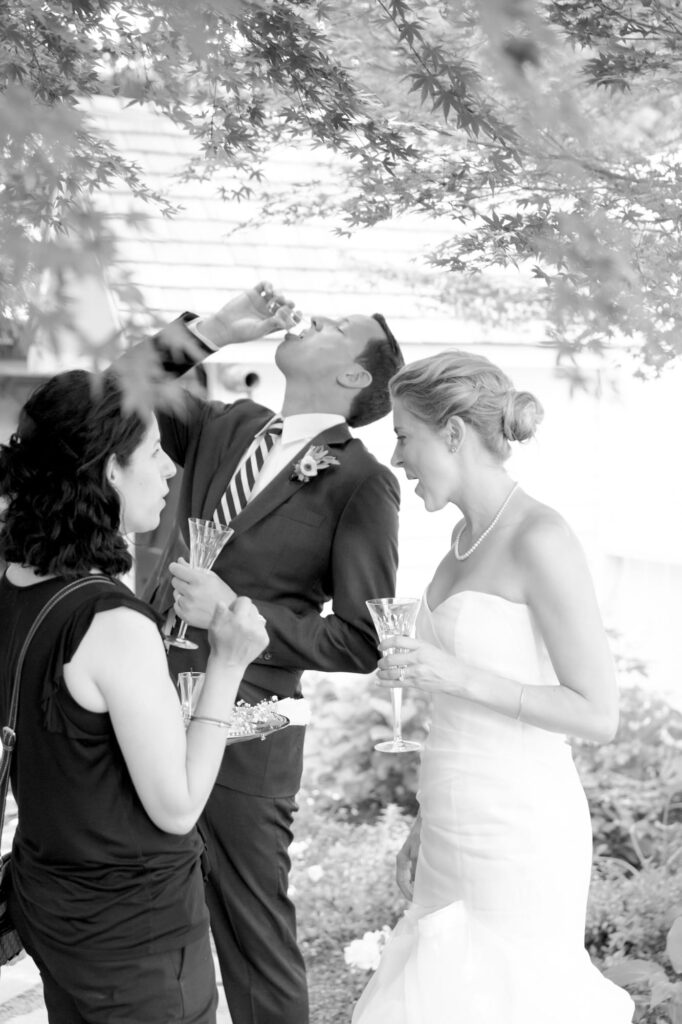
[249,413,345,500]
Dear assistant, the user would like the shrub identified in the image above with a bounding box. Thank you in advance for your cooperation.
[301,671,428,818]
[573,682,682,868]
[586,857,682,1023]
[587,857,682,962]
[290,796,410,1023]
[291,796,408,957]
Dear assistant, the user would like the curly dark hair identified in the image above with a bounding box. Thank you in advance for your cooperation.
[0,369,149,578]
[348,314,405,428]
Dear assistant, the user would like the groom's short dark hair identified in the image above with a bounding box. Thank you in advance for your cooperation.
[348,314,404,428]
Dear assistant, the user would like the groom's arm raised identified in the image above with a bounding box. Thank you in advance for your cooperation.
[113,283,298,464]
[150,283,299,377]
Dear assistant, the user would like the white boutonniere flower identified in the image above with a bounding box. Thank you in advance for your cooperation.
[291,445,339,483]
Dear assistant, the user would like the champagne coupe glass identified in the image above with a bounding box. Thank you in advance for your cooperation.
[166,518,234,650]
[177,671,205,726]
[366,597,422,754]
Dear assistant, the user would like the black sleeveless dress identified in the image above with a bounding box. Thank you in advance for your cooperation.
[0,574,208,962]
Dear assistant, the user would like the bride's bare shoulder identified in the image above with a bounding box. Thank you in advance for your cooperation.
[511,498,580,560]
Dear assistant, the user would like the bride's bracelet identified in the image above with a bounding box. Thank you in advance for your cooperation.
[189,714,234,729]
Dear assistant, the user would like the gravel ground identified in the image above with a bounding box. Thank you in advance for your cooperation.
[307,948,368,1024]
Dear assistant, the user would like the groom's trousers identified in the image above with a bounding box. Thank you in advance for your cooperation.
[200,783,308,1024]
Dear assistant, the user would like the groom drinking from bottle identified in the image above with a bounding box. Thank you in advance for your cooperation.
[127,283,403,1024]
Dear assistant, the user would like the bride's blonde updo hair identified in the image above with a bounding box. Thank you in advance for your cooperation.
[389,351,543,461]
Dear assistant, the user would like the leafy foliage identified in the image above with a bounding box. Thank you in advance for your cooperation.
[586,859,682,1023]
[291,796,409,1021]
[302,671,428,818]
[291,798,408,954]
[574,682,682,869]
[2,0,682,370]
[0,0,414,356]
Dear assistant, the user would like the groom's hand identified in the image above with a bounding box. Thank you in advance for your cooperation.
[170,559,237,629]
[198,281,301,347]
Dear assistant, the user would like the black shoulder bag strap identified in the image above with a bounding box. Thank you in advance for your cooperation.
[0,575,118,840]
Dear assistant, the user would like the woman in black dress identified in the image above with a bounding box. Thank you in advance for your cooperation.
[0,369,268,1024]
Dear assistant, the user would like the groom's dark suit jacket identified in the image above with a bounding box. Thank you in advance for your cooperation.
[143,316,401,797]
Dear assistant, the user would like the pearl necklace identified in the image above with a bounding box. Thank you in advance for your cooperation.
[453,482,519,561]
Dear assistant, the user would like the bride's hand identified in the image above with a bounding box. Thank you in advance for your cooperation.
[376,637,466,696]
[396,814,421,901]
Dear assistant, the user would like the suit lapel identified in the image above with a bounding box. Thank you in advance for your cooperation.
[228,422,352,535]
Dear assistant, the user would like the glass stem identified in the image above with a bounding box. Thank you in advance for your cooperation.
[390,687,404,743]
[175,619,189,644]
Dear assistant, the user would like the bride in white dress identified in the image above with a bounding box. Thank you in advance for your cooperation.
[352,351,634,1024]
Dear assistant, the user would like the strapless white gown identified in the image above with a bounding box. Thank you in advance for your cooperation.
[352,591,634,1024]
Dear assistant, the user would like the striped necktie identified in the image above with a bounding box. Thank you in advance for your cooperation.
[213,415,284,527]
